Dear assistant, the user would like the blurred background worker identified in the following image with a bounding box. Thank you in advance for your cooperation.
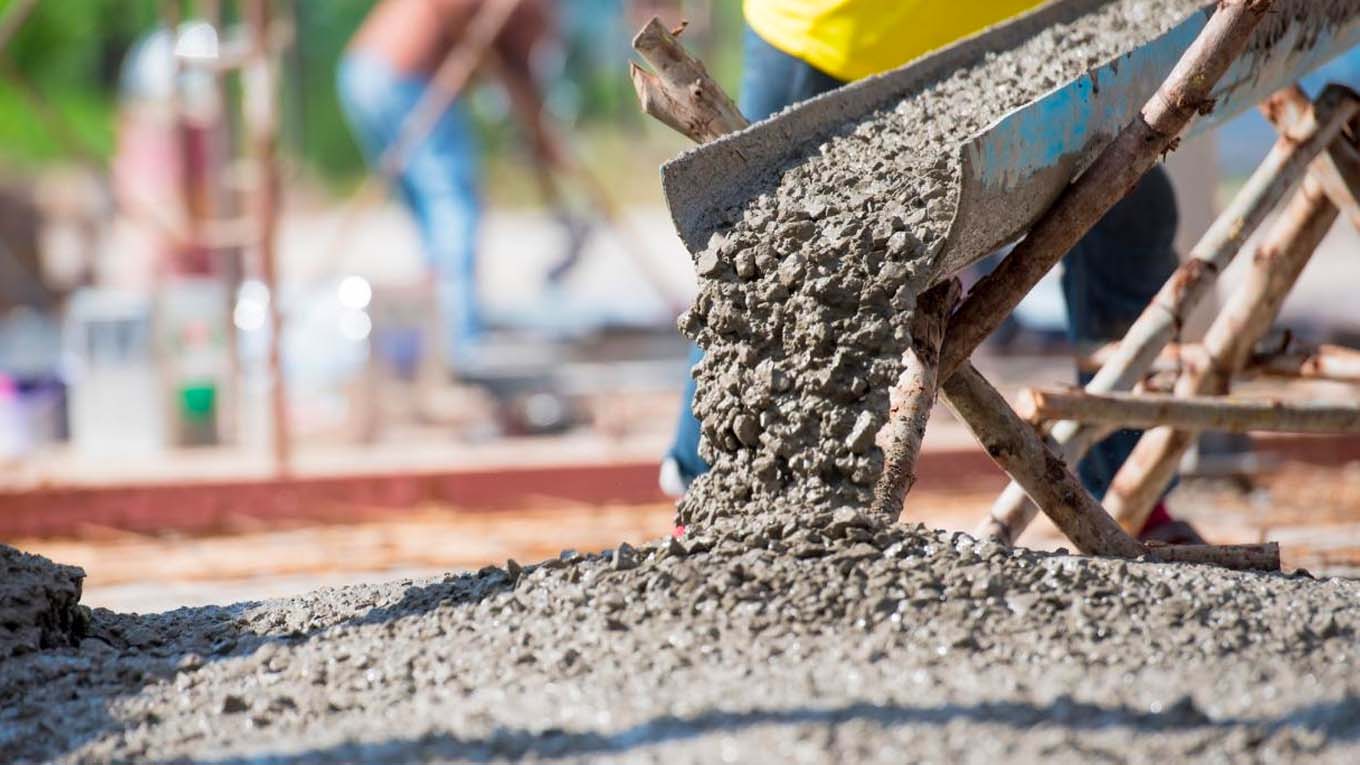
[338,0,554,375]
[663,0,1205,544]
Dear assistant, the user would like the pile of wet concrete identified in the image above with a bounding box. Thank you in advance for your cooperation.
[1,545,87,660]
[4,522,1359,762]
[7,1,1360,762]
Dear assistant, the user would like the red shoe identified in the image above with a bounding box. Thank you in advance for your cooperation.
[1138,503,1206,545]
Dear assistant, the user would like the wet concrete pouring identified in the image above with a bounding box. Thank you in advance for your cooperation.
[6,1,1360,762]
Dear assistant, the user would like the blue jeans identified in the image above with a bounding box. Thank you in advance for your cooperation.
[337,52,483,367]
[667,28,1180,502]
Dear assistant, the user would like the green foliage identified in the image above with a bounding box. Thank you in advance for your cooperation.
[0,0,160,166]
[0,0,749,188]
[286,1,369,184]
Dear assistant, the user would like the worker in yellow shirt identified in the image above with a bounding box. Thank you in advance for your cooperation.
[744,0,1044,81]
[664,0,1204,545]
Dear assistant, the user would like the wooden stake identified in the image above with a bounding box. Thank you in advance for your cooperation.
[1323,136,1360,233]
[1144,541,1280,572]
[938,0,1277,379]
[1080,339,1360,383]
[872,279,959,522]
[941,364,1146,558]
[1019,388,1360,434]
[1105,175,1340,533]
[244,0,291,476]
[1257,342,1360,382]
[629,17,748,144]
[1264,85,1360,232]
[979,83,1355,545]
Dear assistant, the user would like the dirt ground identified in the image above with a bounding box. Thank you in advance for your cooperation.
[4,501,1358,764]
[12,460,1360,615]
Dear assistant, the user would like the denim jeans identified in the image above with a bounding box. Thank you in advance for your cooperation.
[337,52,483,367]
[667,27,1180,502]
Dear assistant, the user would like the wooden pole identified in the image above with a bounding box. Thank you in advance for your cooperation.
[1105,175,1340,533]
[1258,342,1360,382]
[629,17,748,144]
[163,0,192,252]
[1264,85,1360,232]
[244,0,291,476]
[938,0,1277,380]
[872,279,959,522]
[1144,541,1280,571]
[940,364,1147,558]
[978,83,1355,545]
[1322,135,1360,233]
[1079,339,1360,383]
[1019,388,1360,434]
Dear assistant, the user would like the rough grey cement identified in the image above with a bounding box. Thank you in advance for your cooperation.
[8,3,1360,763]
[675,0,1205,537]
[1,544,87,660]
[3,522,1359,763]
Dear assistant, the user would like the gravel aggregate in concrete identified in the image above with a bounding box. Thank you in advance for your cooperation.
[7,2,1360,763]
[3,522,1359,763]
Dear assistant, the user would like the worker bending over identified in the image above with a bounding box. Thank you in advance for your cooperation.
[338,0,553,374]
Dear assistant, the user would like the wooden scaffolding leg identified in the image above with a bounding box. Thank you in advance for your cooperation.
[944,363,1280,568]
[941,364,1147,558]
[1266,85,1360,232]
[1079,339,1360,383]
[1255,343,1360,382]
[1104,175,1340,533]
[938,0,1276,379]
[630,18,748,143]
[1144,541,1280,571]
[1018,388,1360,434]
[978,84,1360,544]
[244,0,291,476]
[872,280,958,522]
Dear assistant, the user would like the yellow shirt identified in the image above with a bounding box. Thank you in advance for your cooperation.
[744,0,1046,82]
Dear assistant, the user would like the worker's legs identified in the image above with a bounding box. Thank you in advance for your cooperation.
[665,343,708,486]
[1061,165,1180,501]
[337,52,483,369]
[400,108,482,369]
[663,28,845,492]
